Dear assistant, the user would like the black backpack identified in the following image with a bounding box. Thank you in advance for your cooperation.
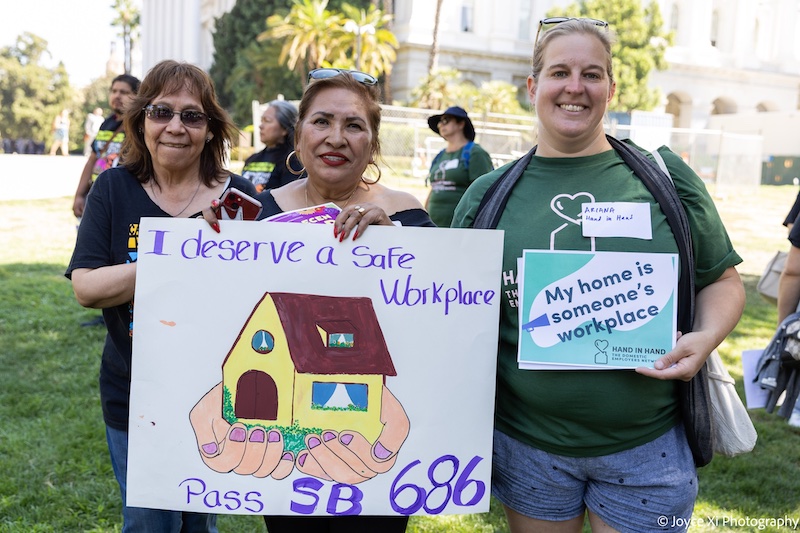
[471,134,713,467]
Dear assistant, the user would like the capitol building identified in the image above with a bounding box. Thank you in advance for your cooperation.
[141,0,800,132]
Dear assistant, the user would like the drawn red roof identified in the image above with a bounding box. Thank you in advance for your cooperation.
[236,292,396,376]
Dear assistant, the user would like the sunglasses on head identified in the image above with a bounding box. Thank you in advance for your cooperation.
[534,17,609,51]
[307,68,378,86]
[143,104,210,128]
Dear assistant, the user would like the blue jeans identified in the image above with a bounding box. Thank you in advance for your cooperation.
[106,425,218,533]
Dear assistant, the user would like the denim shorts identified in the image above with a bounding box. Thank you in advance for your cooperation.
[491,425,698,533]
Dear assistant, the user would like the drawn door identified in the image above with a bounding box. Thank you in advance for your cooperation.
[235,370,278,420]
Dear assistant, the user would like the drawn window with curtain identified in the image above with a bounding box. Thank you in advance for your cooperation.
[251,329,275,354]
[311,382,368,411]
[316,321,356,349]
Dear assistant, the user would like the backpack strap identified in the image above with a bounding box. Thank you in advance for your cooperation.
[606,136,695,333]
[472,146,536,230]
[461,141,475,170]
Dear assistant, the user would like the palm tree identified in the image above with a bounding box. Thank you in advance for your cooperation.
[380,0,394,102]
[428,0,444,74]
[336,4,398,79]
[111,0,139,75]
[259,0,344,84]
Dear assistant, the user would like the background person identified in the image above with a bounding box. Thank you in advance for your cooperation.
[452,18,744,533]
[424,105,493,227]
[84,107,105,156]
[66,59,256,532]
[241,99,299,193]
[49,109,71,156]
[73,74,141,220]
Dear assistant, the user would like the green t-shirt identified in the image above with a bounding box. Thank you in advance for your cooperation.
[427,142,494,227]
[452,144,742,457]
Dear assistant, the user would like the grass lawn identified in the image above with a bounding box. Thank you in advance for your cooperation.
[1,181,799,532]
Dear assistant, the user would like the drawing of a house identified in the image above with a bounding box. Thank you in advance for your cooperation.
[221,292,397,443]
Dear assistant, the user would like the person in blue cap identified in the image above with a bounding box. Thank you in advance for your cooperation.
[425,106,493,227]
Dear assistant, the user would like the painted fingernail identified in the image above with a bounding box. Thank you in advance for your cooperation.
[282,452,293,461]
[333,226,338,238]
[307,436,321,449]
[339,231,345,243]
[230,427,246,442]
[298,452,307,467]
[268,430,281,443]
[374,441,393,460]
[211,199,220,208]
[202,442,218,455]
[249,429,265,443]
[353,229,359,241]
[323,431,336,442]
[340,434,353,446]
[211,222,220,233]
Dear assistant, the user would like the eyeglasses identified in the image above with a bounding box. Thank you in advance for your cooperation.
[143,104,210,128]
[534,17,609,52]
[307,68,378,86]
[438,117,452,126]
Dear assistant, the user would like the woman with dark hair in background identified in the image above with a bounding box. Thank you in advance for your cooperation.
[242,99,300,193]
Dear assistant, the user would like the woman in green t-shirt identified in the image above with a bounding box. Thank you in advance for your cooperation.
[452,18,745,533]
[424,106,493,227]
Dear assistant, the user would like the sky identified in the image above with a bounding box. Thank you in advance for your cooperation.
[0,0,137,88]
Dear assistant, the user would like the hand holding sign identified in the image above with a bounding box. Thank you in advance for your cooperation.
[295,386,410,484]
[189,382,294,480]
[189,382,410,484]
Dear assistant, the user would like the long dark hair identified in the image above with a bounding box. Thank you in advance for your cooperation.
[121,60,236,186]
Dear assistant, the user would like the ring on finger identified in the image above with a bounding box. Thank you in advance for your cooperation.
[357,206,366,214]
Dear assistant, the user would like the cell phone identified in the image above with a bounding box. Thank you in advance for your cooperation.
[216,187,263,221]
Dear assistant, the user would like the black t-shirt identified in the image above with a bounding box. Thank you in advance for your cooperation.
[65,166,257,429]
[786,190,800,227]
[241,143,298,193]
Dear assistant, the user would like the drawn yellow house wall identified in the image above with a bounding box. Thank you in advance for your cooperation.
[221,292,397,443]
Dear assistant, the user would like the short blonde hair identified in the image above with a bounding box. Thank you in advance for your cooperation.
[532,19,615,85]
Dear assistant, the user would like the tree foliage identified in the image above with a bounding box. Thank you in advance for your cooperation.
[210,0,299,127]
[553,0,673,112]
[0,33,75,150]
[111,0,140,74]
[209,0,372,127]
[259,0,396,82]
[332,3,397,77]
[262,0,345,83]
[408,68,527,116]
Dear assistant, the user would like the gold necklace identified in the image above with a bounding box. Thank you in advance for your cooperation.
[305,179,360,209]
[150,180,202,217]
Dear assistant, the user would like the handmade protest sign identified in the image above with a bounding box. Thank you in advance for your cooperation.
[518,250,678,370]
[127,218,503,516]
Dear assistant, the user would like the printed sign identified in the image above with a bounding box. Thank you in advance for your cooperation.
[518,250,677,369]
[127,218,504,516]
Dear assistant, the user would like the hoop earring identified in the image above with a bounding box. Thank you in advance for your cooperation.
[285,150,305,176]
[361,161,382,185]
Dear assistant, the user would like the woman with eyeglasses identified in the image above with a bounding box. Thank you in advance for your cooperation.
[424,106,494,227]
[66,59,256,532]
[452,18,744,532]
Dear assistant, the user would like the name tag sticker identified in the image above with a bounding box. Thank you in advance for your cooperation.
[442,158,459,170]
[581,202,652,239]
